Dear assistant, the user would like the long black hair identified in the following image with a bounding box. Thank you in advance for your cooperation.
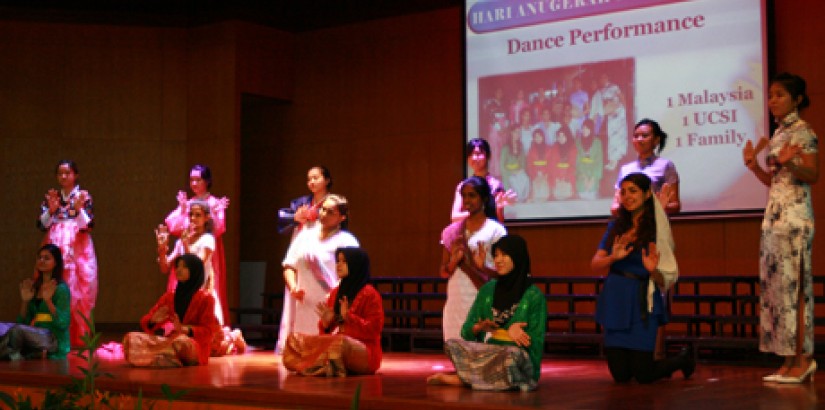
[608,173,655,250]
[34,244,65,300]
[461,175,498,221]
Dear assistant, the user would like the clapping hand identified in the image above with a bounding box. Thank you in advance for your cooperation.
[74,190,89,212]
[472,243,487,269]
[508,322,531,347]
[176,190,189,209]
[743,137,769,170]
[315,301,334,327]
[214,196,230,213]
[155,224,170,248]
[151,305,170,324]
[20,278,35,302]
[46,189,61,214]
[339,296,349,322]
[495,189,517,208]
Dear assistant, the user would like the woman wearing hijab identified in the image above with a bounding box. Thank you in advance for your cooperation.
[123,254,219,367]
[592,172,693,383]
[282,247,384,376]
[428,235,546,391]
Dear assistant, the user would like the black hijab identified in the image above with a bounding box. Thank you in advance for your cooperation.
[491,235,533,312]
[174,254,205,321]
[334,247,370,316]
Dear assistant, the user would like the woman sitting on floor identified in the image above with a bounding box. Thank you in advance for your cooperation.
[282,247,384,376]
[0,244,71,360]
[123,254,218,367]
[428,234,546,391]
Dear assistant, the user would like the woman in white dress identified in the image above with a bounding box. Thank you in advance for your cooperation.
[440,176,506,341]
[276,194,359,353]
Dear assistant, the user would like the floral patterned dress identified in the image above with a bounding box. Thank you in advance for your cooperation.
[759,111,818,356]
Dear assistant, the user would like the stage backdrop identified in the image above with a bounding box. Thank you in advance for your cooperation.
[465,0,768,222]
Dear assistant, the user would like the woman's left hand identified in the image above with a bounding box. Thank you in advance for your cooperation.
[777,142,803,168]
[339,296,349,321]
[20,278,35,302]
[508,322,531,347]
[472,244,487,268]
[74,190,89,212]
[642,242,660,273]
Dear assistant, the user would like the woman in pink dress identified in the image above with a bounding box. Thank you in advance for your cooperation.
[165,164,230,325]
[37,160,97,347]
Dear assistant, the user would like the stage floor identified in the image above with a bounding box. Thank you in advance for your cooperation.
[0,349,822,410]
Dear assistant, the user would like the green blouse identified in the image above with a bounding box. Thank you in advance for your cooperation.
[460,281,546,381]
[17,282,71,359]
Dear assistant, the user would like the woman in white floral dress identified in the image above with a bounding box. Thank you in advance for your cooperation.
[743,72,819,384]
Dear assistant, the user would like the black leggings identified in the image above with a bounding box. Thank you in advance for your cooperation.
[604,347,675,384]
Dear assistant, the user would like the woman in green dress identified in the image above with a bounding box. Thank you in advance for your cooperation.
[428,234,546,391]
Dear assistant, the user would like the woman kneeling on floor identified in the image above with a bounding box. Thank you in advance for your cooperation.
[124,254,218,367]
[428,234,546,391]
[282,247,384,376]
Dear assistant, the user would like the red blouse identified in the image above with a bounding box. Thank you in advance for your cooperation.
[318,285,384,374]
[140,290,219,365]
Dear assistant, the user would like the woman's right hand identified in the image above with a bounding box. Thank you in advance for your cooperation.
[294,204,310,224]
[20,278,35,302]
[152,306,170,324]
[176,190,188,209]
[472,319,498,335]
[46,189,60,214]
[611,234,633,261]
[155,224,170,247]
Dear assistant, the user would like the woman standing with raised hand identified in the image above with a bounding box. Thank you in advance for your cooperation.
[451,138,516,222]
[37,160,97,347]
[276,194,359,354]
[441,176,506,341]
[165,164,230,325]
[743,72,819,384]
[611,119,680,215]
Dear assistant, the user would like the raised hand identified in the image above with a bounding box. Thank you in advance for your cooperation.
[214,196,230,213]
[339,296,349,321]
[155,224,170,247]
[46,189,60,214]
[642,242,660,273]
[151,305,170,324]
[294,204,310,224]
[657,183,675,206]
[611,234,633,261]
[19,278,35,302]
[508,322,531,347]
[472,243,487,269]
[176,190,188,208]
[777,141,803,168]
[315,300,334,324]
[74,190,89,212]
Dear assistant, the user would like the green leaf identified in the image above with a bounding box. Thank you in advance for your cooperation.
[349,383,361,410]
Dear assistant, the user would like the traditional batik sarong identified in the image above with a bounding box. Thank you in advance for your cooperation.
[122,332,200,368]
[444,339,536,391]
[282,333,371,377]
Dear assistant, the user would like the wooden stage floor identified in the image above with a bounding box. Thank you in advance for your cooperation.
[0,349,822,410]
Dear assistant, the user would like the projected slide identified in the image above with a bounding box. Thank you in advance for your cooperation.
[465,0,767,221]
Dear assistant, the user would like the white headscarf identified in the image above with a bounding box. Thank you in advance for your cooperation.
[645,195,678,311]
